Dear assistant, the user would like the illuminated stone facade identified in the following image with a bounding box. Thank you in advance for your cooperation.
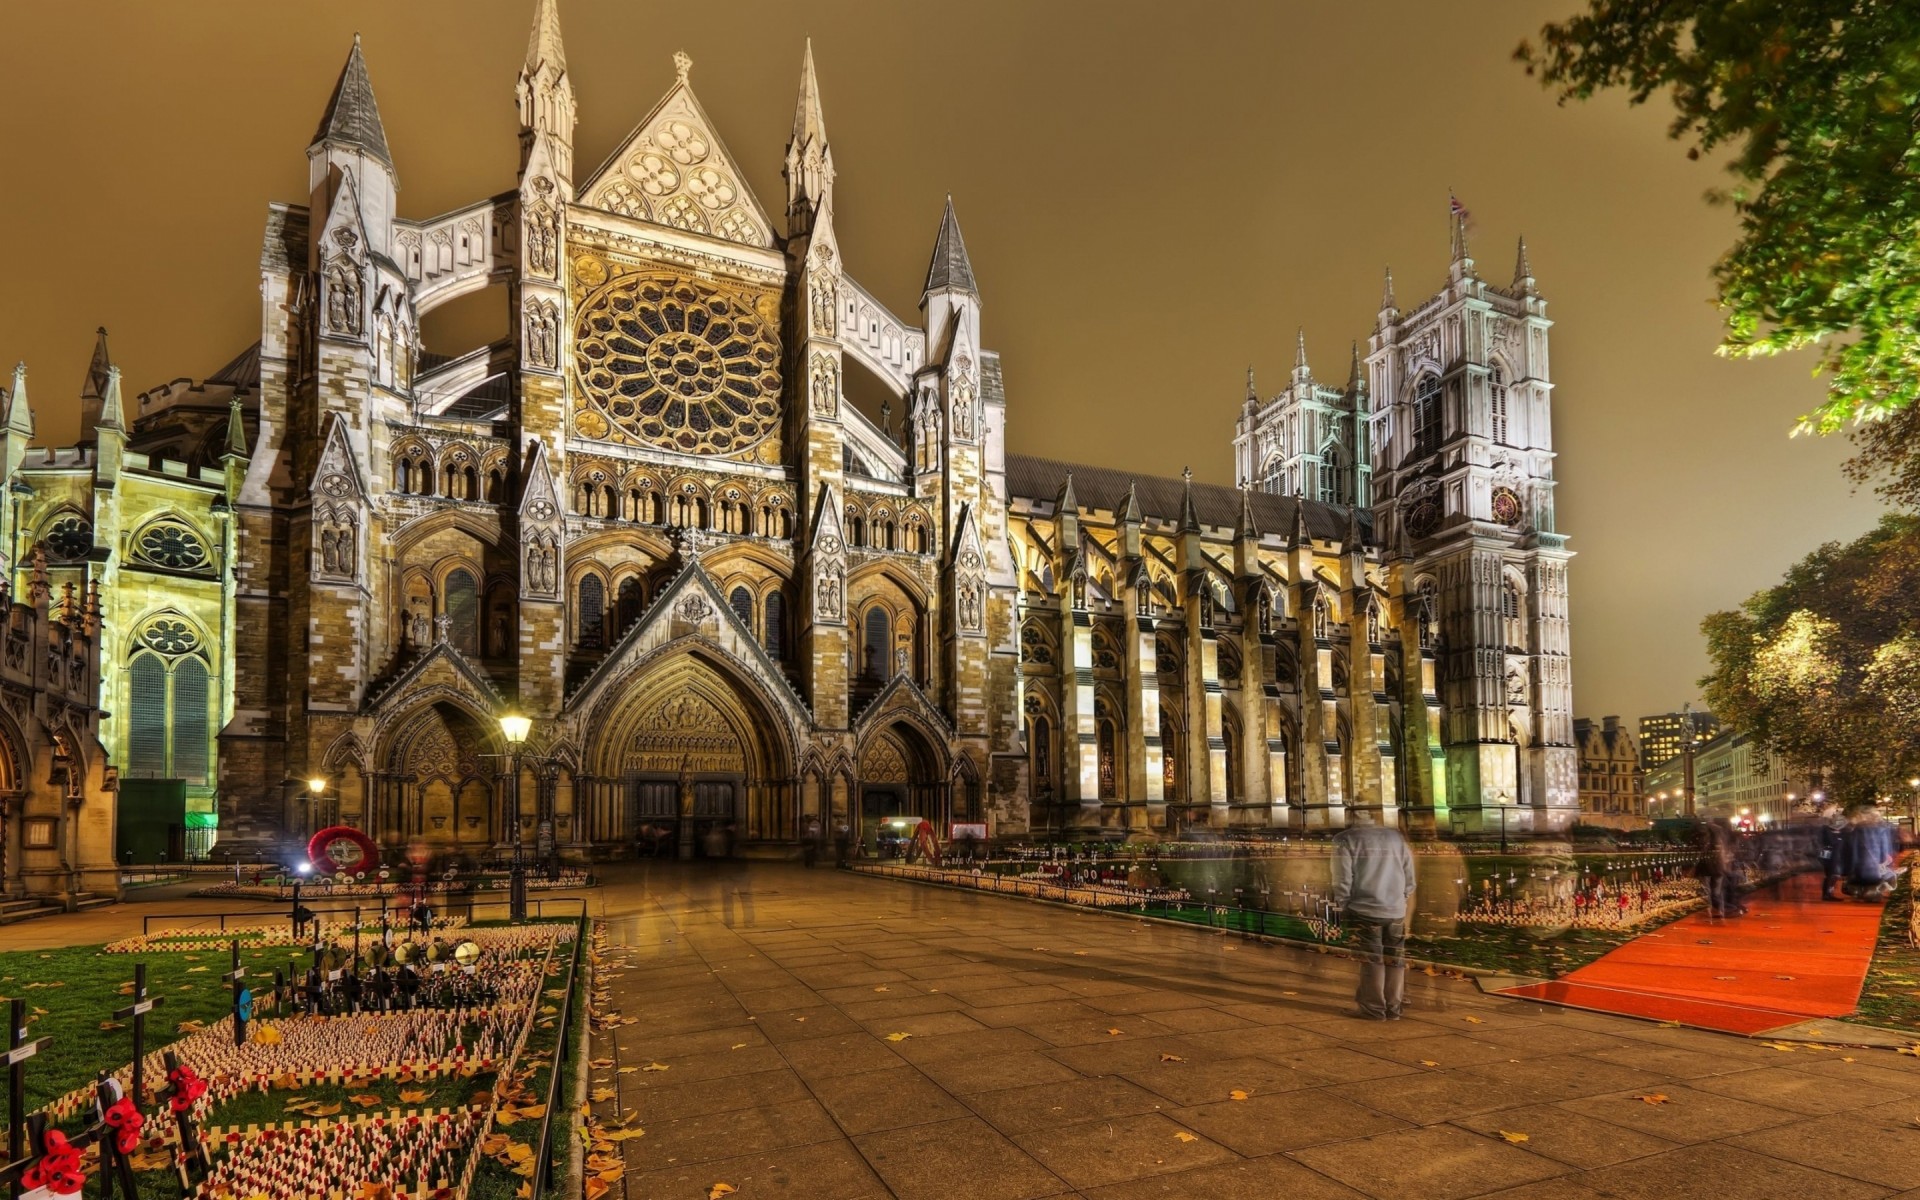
[6,2,1579,862]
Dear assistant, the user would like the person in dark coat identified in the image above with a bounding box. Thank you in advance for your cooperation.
[1818,805,1850,901]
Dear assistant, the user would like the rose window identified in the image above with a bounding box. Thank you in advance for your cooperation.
[137,521,211,571]
[574,273,782,455]
[141,618,199,656]
[44,516,93,563]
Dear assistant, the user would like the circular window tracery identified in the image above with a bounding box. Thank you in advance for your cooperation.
[43,516,94,563]
[140,618,200,657]
[136,521,211,571]
[573,272,782,456]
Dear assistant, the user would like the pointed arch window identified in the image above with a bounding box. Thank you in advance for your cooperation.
[729,586,754,629]
[1412,374,1441,459]
[1490,364,1510,446]
[1319,449,1342,504]
[576,575,605,650]
[1029,713,1054,804]
[764,591,786,660]
[615,577,644,637]
[126,618,213,785]
[862,607,891,680]
[1097,715,1118,799]
[1502,578,1524,650]
[445,569,480,656]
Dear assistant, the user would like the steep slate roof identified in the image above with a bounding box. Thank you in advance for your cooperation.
[922,198,977,296]
[1006,453,1368,544]
[312,36,393,168]
[207,343,262,389]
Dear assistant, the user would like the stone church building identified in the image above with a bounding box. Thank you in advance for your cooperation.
[0,0,1577,878]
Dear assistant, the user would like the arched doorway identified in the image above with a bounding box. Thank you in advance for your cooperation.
[585,649,793,857]
[857,721,944,855]
[376,701,503,852]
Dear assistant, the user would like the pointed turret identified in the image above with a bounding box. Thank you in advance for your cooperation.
[7,363,33,440]
[1244,365,1258,412]
[1289,498,1311,552]
[96,365,124,433]
[1513,235,1537,296]
[923,197,977,300]
[79,327,112,436]
[1381,267,1396,312]
[1235,483,1259,543]
[1292,328,1310,383]
[223,395,250,461]
[1118,479,1143,558]
[312,35,392,170]
[518,0,575,178]
[1344,503,1366,552]
[1179,467,1201,534]
[784,39,834,234]
[1054,472,1080,549]
[1448,193,1474,281]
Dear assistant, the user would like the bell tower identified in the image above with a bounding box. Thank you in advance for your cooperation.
[1367,207,1575,834]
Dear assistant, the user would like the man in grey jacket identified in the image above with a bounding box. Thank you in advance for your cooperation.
[1330,812,1417,1019]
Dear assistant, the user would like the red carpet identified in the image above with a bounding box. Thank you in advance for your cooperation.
[1500,872,1886,1035]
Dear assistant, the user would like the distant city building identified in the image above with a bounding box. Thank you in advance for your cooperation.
[1638,709,1720,771]
[1573,716,1643,824]
[1689,729,1807,827]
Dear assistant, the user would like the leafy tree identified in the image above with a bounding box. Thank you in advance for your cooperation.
[1519,3,1920,453]
[1700,514,1920,804]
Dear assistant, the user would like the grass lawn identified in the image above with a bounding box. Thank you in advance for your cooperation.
[0,941,301,1114]
[1408,923,1648,978]
[1850,870,1920,1035]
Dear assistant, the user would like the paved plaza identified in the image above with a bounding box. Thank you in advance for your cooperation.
[587,863,1920,1200]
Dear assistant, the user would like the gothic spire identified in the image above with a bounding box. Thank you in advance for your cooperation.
[1513,235,1537,295]
[1347,341,1363,394]
[1244,365,1257,409]
[311,35,393,170]
[1120,480,1142,525]
[1055,471,1078,521]
[80,327,112,407]
[1345,502,1366,551]
[1179,467,1200,533]
[525,0,565,74]
[6,363,31,438]
[922,197,977,299]
[1236,482,1259,542]
[1293,327,1310,381]
[1381,266,1396,312]
[784,39,834,232]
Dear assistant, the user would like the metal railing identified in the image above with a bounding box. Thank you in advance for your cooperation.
[140,896,589,936]
[529,917,584,1200]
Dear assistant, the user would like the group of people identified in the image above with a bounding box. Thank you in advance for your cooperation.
[1818,801,1902,901]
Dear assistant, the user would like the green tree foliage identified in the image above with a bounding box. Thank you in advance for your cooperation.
[1520,2,1920,445]
[1701,514,1920,804]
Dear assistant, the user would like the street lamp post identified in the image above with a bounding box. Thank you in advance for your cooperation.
[307,776,328,836]
[499,709,532,923]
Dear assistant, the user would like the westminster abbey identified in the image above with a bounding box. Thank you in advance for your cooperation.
[0,1,1576,894]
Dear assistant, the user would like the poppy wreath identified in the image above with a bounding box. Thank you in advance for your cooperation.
[103,1095,145,1152]
[167,1062,209,1114]
[308,826,380,877]
[23,1129,86,1195]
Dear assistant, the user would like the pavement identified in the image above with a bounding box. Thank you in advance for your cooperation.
[589,861,1920,1200]
[6,863,1919,1199]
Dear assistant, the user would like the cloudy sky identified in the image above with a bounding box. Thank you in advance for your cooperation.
[0,0,1885,723]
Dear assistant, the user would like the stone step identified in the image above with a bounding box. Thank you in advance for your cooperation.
[0,897,46,916]
[72,895,115,911]
[0,903,58,926]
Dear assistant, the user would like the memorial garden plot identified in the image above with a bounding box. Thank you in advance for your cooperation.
[0,920,585,1200]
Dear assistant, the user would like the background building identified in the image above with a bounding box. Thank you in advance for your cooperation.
[1573,715,1643,825]
[1638,708,1719,771]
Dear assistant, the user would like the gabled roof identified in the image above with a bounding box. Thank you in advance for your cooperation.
[312,36,393,169]
[1006,453,1367,544]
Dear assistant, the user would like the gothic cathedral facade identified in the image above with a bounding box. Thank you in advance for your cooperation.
[0,2,1579,889]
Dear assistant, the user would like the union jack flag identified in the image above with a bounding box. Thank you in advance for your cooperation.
[1449,192,1472,225]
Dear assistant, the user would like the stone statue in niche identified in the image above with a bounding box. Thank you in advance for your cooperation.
[525,300,558,369]
[325,261,361,335]
[527,199,558,277]
[409,603,432,648]
[809,277,836,336]
[958,578,982,631]
[815,574,841,621]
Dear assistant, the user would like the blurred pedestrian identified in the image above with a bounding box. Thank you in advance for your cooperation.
[1330,810,1416,1020]
[834,822,852,867]
[1694,817,1736,917]
[801,816,822,868]
[1847,803,1898,900]
[1819,804,1849,901]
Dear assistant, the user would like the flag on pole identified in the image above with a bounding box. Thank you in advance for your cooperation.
[1449,192,1472,228]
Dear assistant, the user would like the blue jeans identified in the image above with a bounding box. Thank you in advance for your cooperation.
[1346,913,1406,1018]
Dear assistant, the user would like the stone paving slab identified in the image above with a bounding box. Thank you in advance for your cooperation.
[588,863,1920,1199]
